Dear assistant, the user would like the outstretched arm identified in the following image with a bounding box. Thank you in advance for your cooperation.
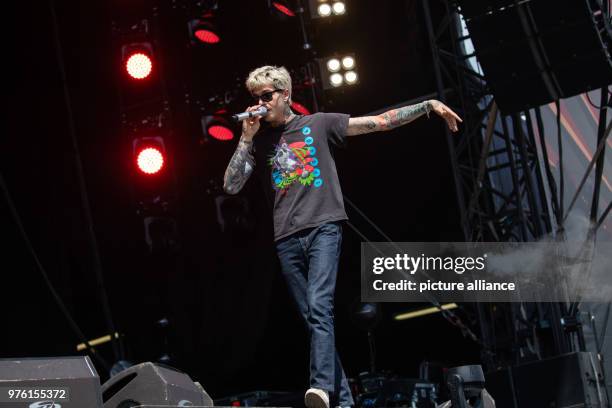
[223,136,256,194]
[345,99,462,136]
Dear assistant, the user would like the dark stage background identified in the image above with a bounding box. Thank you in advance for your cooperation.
[3,0,480,398]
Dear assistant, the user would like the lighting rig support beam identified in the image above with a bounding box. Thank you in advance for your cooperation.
[422,0,612,371]
[420,0,573,370]
[295,0,319,113]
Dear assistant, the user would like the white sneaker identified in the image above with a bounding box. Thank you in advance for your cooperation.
[305,388,330,408]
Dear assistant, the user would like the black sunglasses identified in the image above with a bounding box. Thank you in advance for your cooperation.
[253,89,284,103]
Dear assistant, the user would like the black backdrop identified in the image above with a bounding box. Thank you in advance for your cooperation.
[3,0,480,398]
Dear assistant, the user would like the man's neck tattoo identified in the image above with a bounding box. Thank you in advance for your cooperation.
[283,104,295,124]
[270,104,295,127]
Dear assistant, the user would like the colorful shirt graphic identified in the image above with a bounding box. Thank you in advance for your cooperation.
[253,113,350,240]
[269,129,323,193]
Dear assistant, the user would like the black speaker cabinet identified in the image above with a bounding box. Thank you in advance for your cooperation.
[0,356,103,407]
[457,0,612,114]
[101,362,213,408]
[487,352,608,408]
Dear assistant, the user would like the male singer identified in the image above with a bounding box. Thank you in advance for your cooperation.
[223,66,462,408]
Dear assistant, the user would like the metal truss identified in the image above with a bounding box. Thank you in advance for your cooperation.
[421,0,553,244]
[420,0,611,370]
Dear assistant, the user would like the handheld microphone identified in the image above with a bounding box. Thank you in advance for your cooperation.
[232,107,269,122]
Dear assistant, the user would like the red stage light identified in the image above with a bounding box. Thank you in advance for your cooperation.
[126,52,153,80]
[272,2,296,16]
[136,147,165,174]
[208,125,234,141]
[291,101,311,115]
[195,29,220,44]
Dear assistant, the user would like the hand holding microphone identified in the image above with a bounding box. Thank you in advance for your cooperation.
[232,106,268,122]
[234,105,268,141]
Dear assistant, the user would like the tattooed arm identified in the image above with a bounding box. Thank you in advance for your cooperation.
[223,136,256,194]
[345,99,462,136]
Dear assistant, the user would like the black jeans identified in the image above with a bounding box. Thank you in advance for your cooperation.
[276,222,354,407]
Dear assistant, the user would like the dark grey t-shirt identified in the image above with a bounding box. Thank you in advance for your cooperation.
[253,112,350,241]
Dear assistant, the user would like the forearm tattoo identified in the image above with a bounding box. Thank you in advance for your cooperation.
[350,118,378,135]
[223,137,255,194]
[346,100,433,136]
[380,100,432,130]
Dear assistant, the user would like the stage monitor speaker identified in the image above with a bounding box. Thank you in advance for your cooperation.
[486,352,607,408]
[0,356,103,407]
[101,362,213,408]
[458,0,612,114]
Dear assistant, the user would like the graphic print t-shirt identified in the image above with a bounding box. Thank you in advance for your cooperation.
[253,112,350,241]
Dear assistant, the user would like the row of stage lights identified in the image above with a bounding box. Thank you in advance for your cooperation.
[121,53,236,173]
[270,0,347,19]
[118,30,181,254]
[268,1,358,89]
[122,46,313,151]
[114,1,358,249]
[183,1,350,46]
[118,0,358,179]
[315,1,346,17]
[119,34,168,176]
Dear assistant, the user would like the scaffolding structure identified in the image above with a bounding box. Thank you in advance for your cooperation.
[420,0,612,369]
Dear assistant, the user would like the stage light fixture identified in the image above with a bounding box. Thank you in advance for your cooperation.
[137,147,164,175]
[317,3,332,17]
[317,53,358,89]
[344,70,358,84]
[201,114,236,142]
[144,216,179,254]
[332,1,345,15]
[341,56,354,69]
[118,39,165,112]
[271,1,296,17]
[126,53,152,80]
[215,195,255,234]
[330,73,343,87]
[121,43,155,81]
[290,101,311,115]
[326,58,341,72]
[133,137,166,175]
[188,19,221,45]
[195,29,220,44]
[309,0,346,19]
[208,125,234,141]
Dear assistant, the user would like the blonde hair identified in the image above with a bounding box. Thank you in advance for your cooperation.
[245,65,292,103]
